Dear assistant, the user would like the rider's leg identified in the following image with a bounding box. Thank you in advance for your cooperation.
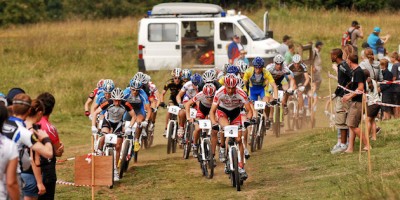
[235,131,245,168]
[193,124,201,145]
[98,126,110,154]
[116,138,123,166]
[211,130,218,155]
[150,99,158,126]
[135,114,145,140]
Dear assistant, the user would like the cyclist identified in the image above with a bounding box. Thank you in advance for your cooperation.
[123,80,152,152]
[182,69,192,82]
[218,65,240,85]
[143,74,160,133]
[243,57,279,128]
[133,72,151,97]
[91,88,136,181]
[84,79,103,117]
[185,83,217,158]
[266,54,295,115]
[198,69,222,90]
[159,68,183,136]
[236,60,249,79]
[176,73,203,137]
[287,54,310,115]
[210,74,253,180]
[90,79,115,129]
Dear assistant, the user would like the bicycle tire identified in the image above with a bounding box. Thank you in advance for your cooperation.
[107,148,114,189]
[172,124,178,153]
[250,121,258,152]
[183,123,193,159]
[257,117,265,150]
[232,147,241,191]
[273,105,281,138]
[167,122,174,154]
[296,108,303,130]
[148,130,154,148]
[204,139,214,179]
[133,149,138,163]
[119,140,129,179]
[287,104,295,131]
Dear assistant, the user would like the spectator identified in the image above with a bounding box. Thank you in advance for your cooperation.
[330,48,352,154]
[379,58,393,120]
[360,48,383,82]
[390,52,400,118]
[0,93,7,106]
[0,105,20,200]
[233,49,249,65]
[277,35,291,56]
[367,27,390,58]
[342,54,368,153]
[5,88,25,106]
[284,42,295,65]
[37,92,63,200]
[347,21,364,55]
[364,69,381,141]
[312,41,323,92]
[227,35,243,64]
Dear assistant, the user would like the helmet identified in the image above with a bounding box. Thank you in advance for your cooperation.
[111,88,124,100]
[273,54,284,64]
[129,79,142,90]
[103,79,115,93]
[252,57,265,68]
[202,69,216,83]
[97,79,104,89]
[237,78,245,89]
[292,54,302,64]
[134,72,146,82]
[223,64,231,73]
[236,60,248,73]
[227,65,239,75]
[143,74,151,84]
[224,74,238,88]
[171,68,182,78]
[182,69,192,80]
[190,73,203,86]
[202,83,216,97]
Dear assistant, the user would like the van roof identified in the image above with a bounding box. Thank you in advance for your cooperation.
[151,3,224,17]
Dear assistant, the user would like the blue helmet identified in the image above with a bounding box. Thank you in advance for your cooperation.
[190,73,203,86]
[129,79,142,90]
[182,69,192,80]
[252,57,265,68]
[102,79,115,93]
[226,65,239,75]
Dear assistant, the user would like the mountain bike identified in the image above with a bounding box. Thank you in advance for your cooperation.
[102,132,118,189]
[272,90,284,137]
[134,122,148,163]
[195,119,214,179]
[118,123,135,179]
[223,125,244,191]
[166,105,180,154]
[286,91,299,131]
[250,101,267,152]
[183,108,197,159]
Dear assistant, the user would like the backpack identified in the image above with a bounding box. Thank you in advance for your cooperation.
[341,28,355,47]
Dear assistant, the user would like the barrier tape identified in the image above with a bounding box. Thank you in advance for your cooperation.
[337,85,400,107]
[56,180,91,187]
[56,157,75,163]
[377,80,400,85]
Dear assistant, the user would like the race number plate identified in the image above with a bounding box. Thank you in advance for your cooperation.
[189,108,197,119]
[104,134,118,145]
[168,106,180,115]
[198,120,211,129]
[224,125,239,138]
[278,90,284,101]
[254,101,266,110]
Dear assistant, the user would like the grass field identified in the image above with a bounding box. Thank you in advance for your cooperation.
[1,7,400,199]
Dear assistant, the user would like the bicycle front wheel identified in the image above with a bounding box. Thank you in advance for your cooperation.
[203,139,214,179]
[167,122,174,154]
[119,140,129,179]
[106,148,114,189]
[231,147,240,191]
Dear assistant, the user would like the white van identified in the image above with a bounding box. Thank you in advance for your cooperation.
[137,2,280,71]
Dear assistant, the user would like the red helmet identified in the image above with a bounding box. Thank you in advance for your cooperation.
[224,74,238,88]
[202,83,216,97]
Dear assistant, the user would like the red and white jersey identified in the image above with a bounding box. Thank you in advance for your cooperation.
[192,91,213,108]
[148,82,158,96]
[181,81,199,100]
[213,86,248,110]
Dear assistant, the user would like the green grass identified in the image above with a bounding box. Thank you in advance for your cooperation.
[2,7,400,199]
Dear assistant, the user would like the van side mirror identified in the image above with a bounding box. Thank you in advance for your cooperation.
[266,30,273,39]
[240,35,247,45]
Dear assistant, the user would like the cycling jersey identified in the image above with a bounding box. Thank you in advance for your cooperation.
[163,79,184,105]
[213,86,248,111]
[288,63,308,85]
[192,92,213,119]
[99,99,133,123]
[88,88,102,100]
[123,88,149,117]
[148,82,158,100]
[243,67,275,100]
[266,63,292,86]
[95,91,109,105]
[181,81,199,102]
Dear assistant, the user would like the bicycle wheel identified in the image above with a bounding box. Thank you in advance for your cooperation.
[257,117,265,150]
[231,147,241,191]
[148,130,154,148]
[133,149,139,163]
[203,139,214,179]
[172,124,178,153]
[183,123,193,159]
[167,122,174,154]
[119,140,129,179]
[296,108,303,130]
[106,148,114,189]
[142,132,149,149]
[287,104,295,131]
[250,120,258,153]
[273,105,281,138]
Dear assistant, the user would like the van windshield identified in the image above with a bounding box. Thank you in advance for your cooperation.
[238,18,266,41]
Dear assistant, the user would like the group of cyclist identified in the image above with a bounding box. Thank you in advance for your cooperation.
[85,53,315,183]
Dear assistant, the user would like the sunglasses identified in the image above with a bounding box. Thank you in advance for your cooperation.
[173,77,180,80]
[130,88,140,91]
[227,87,235,90]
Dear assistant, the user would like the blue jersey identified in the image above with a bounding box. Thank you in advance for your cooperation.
[123,87,149,110]
[95,91,106,105]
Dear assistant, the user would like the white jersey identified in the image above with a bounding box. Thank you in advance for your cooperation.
[0,135,18,198]
[213,86,248,111]
[148,82,158,96]
[192,92,212,108]
[181,81,199,100]
[266,63,292,80]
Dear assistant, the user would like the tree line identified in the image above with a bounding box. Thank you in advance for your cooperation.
[0,0,398,26]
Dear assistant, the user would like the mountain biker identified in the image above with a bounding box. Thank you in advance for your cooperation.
[198,69,222,91]
[176,73,203,138]
[243,57,278,128]
[236,60,248,79]
[185,83,217,158]
[84,79,104,117]
[266,54,296,115]
[123,80,152,152]
[218,65,240,85]
[143,74,160,133]
[91,88,136,181]
[90,79,115,120]
[209,74,253,180]
[182,69,192,82]
[287,54,310,114]
[160,68,184,137]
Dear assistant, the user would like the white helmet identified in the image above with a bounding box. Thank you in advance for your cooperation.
[292,54,302,64]
[237,77,245,89]
[111,88,124,100]
[202,69,216,83]
[134,72,146,82]
[223,64,231,73]
[235,60,248,73]
[171,68,182,78]
[142,74,151,84]
[273,54,285,64]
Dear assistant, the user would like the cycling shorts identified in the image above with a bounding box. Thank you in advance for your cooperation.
[196,102,210,119]
[123,108,146,121]
[101,120,123,137]
[249,85,268,101]
[216,106,241,126]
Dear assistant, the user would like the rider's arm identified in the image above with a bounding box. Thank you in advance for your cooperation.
[185,99,194,120]
[244,102,253,120]
[90,96,99,116]
[144,104,152,121]
[154,89,161,107]
[92,107,102,127]
[176,90,185,105]
[303,72,310,87]
[264,71,278,99]
[209,103,218,125]
[84,97,93,113]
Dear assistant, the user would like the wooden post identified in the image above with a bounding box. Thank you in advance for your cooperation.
[359,94,365,162]
[310,65,314,129]
[328,72,334,131]
[91,134,95,200]
[364,94,372,175]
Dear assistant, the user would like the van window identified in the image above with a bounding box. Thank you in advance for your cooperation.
[219,23,245,42]
[148,23,178,42]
